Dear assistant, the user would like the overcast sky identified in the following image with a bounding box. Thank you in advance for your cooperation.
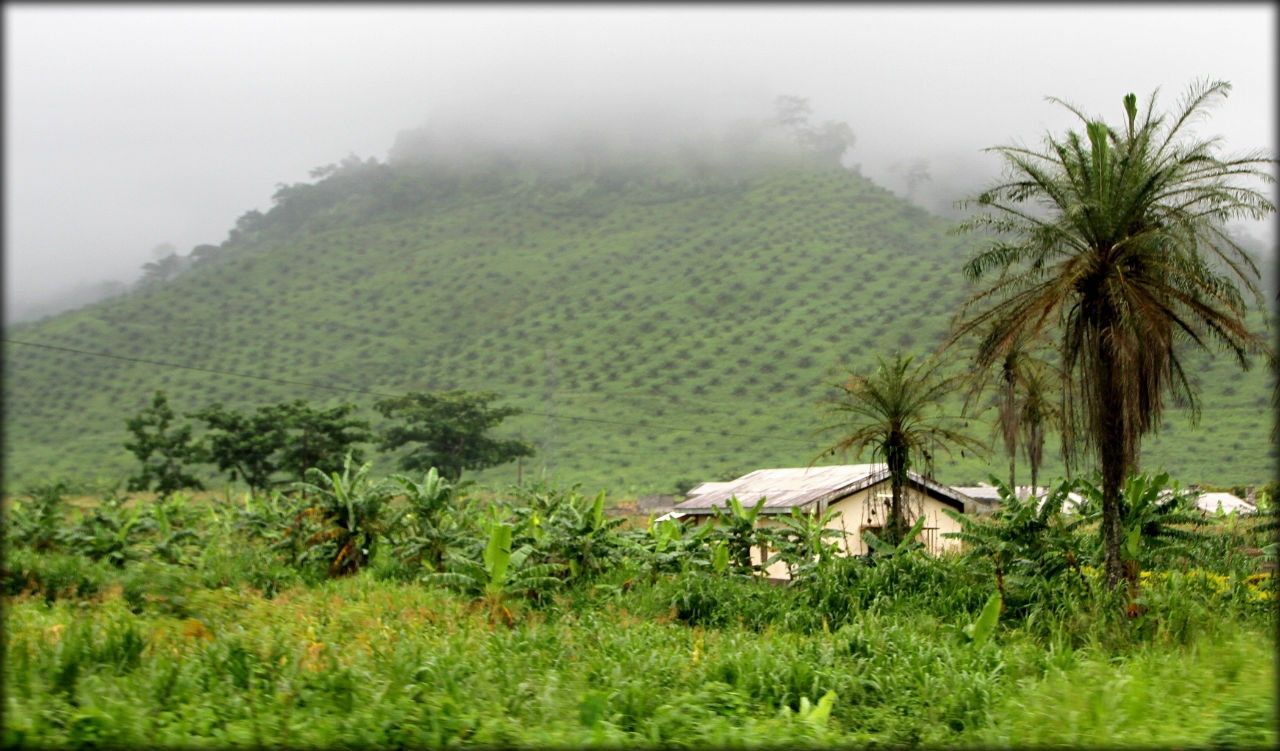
[5,4,1276,317]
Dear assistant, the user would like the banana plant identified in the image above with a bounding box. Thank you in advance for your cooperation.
[710,495,769,575]
[234,489,313,566]
[543,489,628,580]
[62,491,150,568]
[779,690,837,729]
[294,455,399,577]
[942,476,1086,611]
[1077,471,1206,571]
[5,480,72,551]
[958,592,1002,646]
[766,507,845,580]
[634,515,716,576]
[426,522,563,627]
[387,468,477,573]
[143,494,202,566]
[862,515,926,558]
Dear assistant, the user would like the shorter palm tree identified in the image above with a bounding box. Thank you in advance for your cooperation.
[1017,358,1062,493]
[817,352,984,543]
[959,328,1061,495]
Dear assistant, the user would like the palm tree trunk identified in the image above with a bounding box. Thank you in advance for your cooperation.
[1027,423,1042,498]
[889,479,903,544]
[1097,360,1128,590]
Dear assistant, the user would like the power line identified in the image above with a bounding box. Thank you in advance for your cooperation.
[2,337,818,446]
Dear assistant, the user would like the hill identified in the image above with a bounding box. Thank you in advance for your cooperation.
[4,141,1275,496]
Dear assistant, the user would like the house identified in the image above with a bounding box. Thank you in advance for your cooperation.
[669,464,972,578]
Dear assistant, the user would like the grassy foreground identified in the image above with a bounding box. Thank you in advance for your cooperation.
[4,471,1276,748]
[4,556,1275,748]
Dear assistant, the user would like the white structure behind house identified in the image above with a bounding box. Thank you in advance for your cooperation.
[952,483,1086,514]
[1190,491,1254,515]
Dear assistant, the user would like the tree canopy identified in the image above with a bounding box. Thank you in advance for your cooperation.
[374,390,534,481]
[123,390,205,497]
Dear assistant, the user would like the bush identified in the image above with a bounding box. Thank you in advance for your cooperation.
[2,549,113,603]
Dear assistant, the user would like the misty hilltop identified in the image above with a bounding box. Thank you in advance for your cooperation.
[3,111,1274,493]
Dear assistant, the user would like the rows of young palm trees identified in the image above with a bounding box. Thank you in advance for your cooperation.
[822,79,1275,590]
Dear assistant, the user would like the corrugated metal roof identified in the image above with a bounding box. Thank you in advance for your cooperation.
[685,481,734,499]
[671,464,969,515]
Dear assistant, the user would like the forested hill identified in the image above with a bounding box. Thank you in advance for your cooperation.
[4,132,1274,494]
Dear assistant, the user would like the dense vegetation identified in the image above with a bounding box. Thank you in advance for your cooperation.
[3,470,1275,747]
[3,131,1274,496]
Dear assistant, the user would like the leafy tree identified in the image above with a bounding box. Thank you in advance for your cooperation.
[772,95,855,168]
[374,390,535,481]
[225,209,265,245]
[818,353,984,543]
[272,401,372,483]
[124,390,205,497]
[137,244,191,287]
[952,80,1274,588]
[188,243,223,266]
[192,400,370,495]
[192,403,288,497]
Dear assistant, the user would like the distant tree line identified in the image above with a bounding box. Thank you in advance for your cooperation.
[123,389,534,498]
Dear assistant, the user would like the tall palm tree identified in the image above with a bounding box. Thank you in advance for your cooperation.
[817,352,984,543]
[951,80,1274,588]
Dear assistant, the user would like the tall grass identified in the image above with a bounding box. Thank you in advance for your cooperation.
[5,567,1272,748]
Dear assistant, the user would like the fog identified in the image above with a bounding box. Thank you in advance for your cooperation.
[6,4,1276,320]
